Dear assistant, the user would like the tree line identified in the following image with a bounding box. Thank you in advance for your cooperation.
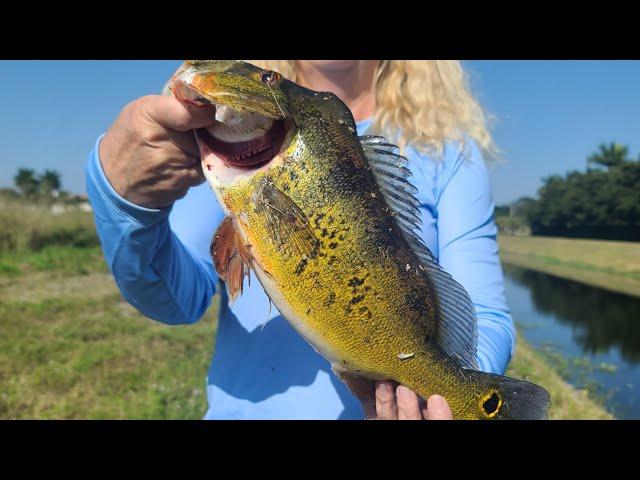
[0,169,82,205]
[500,143,640,241]
[13,168,61,198]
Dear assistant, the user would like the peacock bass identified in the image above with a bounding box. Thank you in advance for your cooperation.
[165,60,551,420]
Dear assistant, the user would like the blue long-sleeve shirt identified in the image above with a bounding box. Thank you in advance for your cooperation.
[86,117,515,419]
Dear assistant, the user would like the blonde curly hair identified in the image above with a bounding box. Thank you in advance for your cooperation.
[249,60,497,159]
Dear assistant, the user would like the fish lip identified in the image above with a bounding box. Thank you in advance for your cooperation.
[196,118,290,169]
[171,77,286,120]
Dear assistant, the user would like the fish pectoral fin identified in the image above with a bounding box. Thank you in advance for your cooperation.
[254,180,319,259]
[332,368,377,420]
[211,217,253,303]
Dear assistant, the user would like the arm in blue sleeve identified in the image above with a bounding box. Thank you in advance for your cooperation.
[85,135,223,325]
[434,142,516,375]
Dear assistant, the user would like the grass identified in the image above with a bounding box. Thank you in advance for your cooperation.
[499,234,640,297]
[0,198,99,253]
[0,249,220,419]
[507,336,613,420]
[0,245,109,278]
[0,246,612,419]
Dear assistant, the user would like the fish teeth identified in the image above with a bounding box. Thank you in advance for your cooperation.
[208,105,273,143]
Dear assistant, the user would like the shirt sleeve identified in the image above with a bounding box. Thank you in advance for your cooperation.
[433,141,516,375]
[85,134,222,325]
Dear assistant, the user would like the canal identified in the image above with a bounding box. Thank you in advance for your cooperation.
[503,264,640,419]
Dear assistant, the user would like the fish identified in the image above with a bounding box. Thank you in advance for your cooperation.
[165,60,551,419]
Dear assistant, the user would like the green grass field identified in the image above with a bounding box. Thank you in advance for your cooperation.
[0,246,220,419]
[0,244,611,419]
[499,234,640,297]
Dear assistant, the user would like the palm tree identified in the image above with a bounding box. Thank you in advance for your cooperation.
[587,142,630,169]
[13,168,39,197]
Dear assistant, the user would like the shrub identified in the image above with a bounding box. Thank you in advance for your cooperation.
[0,199,98,253]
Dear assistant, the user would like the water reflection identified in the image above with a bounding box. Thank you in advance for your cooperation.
[504,265,640,363]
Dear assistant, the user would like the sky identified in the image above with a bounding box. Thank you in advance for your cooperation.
[0,60,638,204]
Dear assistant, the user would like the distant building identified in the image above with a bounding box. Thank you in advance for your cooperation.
[49,194,92,214]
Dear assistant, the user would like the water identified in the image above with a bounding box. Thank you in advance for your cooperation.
[503,264,640,419]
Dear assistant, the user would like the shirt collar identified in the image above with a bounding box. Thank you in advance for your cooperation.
[355,117,374,135]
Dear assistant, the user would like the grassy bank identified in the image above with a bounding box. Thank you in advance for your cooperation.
[0,244,612,419]
[499,234,640,298]
[507,337,613,419]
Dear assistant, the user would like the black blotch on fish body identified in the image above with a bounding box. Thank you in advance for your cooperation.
[405,292,428,317]
[350,294,365,305]
[294,258,308,275]
[324,292,336,307]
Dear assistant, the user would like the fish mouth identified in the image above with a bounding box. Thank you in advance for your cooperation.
[168,76,294,172]
[196,106,292,170]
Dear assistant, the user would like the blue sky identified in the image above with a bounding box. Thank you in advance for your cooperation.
[0,60,638,204]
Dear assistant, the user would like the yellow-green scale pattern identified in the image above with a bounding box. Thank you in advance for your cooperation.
[218,129,491,419]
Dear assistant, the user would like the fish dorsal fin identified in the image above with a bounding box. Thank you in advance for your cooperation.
[359,136,479,370]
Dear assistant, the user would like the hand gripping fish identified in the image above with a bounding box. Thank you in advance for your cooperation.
[165,60,551,419]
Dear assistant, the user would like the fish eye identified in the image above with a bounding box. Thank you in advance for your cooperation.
[261,71,280,86]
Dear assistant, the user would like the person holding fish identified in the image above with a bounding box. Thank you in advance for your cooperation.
[89,60,549,420]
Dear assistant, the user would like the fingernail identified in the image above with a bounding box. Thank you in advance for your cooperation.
[377,382,394,394]
[429,395,445,410]
[396,385,412,399]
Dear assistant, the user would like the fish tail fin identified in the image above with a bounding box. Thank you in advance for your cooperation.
[464,369,551,420]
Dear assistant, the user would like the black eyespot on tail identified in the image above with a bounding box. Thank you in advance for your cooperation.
[482,392,501,416]
[466,369,551,419]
